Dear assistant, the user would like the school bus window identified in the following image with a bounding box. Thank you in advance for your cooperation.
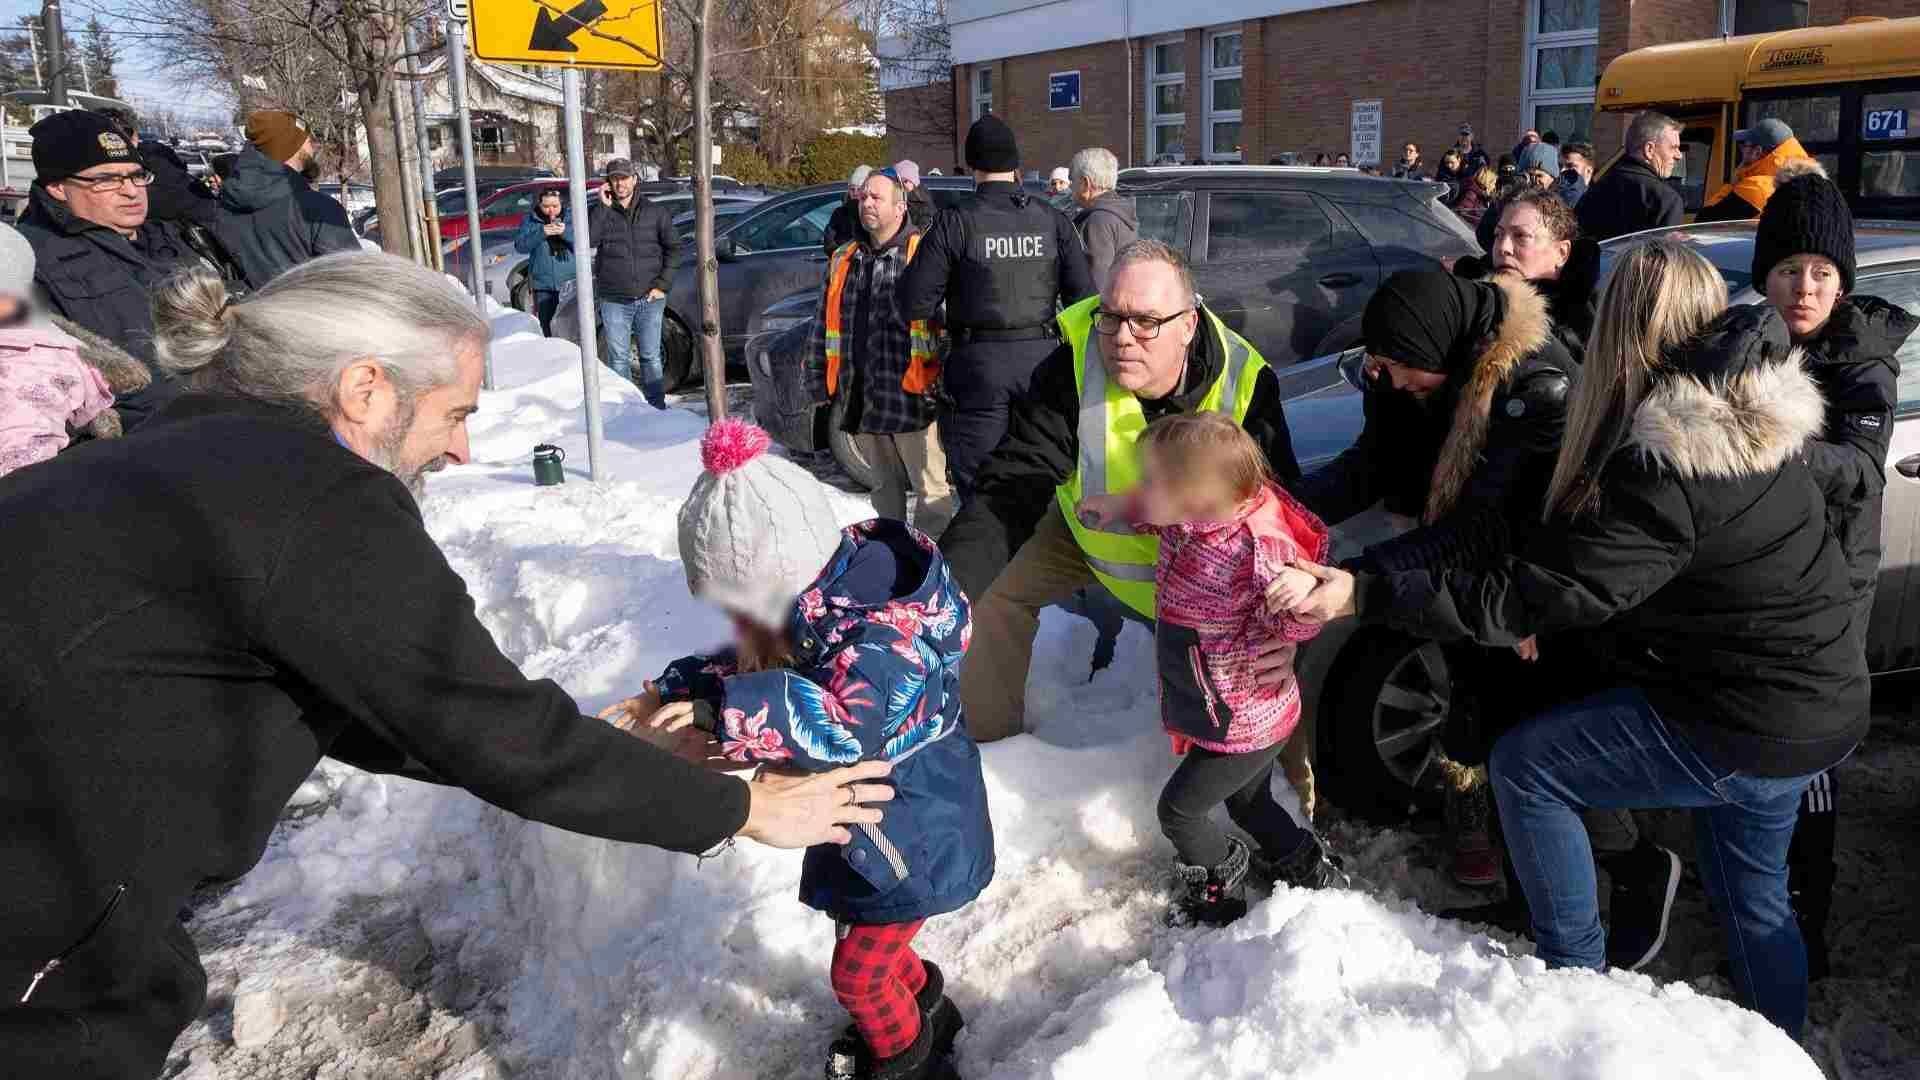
[1676,127,1715,211]
[1862,90,1920,138]
[1745,96,1841,143]
[1815,152,1841,179]
[1863,153,1920,198]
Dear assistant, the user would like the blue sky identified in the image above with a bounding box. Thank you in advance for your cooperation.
[5,0,234,124]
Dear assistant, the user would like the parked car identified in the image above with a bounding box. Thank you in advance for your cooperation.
[743,166,1476,483]
[551,176,993,392]
[327,182,377,215]
[361,181,528,242]
[671,200,760,241]
[1118,166,1479,371]
[1287,219,1920,823]
[180,151,211,178]
[441,226,527,308]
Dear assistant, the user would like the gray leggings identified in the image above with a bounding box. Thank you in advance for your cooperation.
[1157,740,1311,869]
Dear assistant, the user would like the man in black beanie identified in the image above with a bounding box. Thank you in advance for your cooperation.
[14,110,200,430]
[1753,169,1915,981]
[900,114,1094,503]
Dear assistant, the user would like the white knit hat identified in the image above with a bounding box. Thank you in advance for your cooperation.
[678,418,847,628]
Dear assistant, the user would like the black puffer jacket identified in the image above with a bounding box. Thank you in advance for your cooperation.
[1362,306,1867,778]
[212,147,359,287]
[14,185,201,429]
[589,191,684,300]
[1453,237,1601,361]
[1798,296,1917,613]
[1294,274,1577,575]
[939,308,1302,598]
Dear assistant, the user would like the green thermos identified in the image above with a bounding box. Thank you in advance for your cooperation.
[532,444,566,486]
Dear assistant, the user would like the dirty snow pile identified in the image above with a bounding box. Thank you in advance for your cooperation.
[166,305,1820,1080]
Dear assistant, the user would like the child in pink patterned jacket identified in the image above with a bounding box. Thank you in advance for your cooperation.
[1077,412,1348,927]
[0,295,114,479]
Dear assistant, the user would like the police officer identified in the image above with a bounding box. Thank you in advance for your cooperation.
[900,114,1095,502]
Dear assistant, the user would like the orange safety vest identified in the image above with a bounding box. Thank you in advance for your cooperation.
[823,232,938,398]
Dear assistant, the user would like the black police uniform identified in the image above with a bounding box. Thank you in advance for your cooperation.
[899,180,1094,500]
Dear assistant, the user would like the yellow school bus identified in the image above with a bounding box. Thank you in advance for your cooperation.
[1596,15,1920,217]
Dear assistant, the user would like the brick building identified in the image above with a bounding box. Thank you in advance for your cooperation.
[884,0,1920,176]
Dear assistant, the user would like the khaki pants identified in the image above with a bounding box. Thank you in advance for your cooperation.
[855,424,956,537]
[961,503,1095,741]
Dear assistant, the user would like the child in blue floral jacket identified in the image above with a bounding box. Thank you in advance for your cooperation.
[640,419,993,1080]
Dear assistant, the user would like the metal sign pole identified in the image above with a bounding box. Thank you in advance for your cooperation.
[562,68,606,483]
[446,20,493,388]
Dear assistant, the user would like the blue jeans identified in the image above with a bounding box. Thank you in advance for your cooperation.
[598,295,667,408]
[1489,687,1816,1037]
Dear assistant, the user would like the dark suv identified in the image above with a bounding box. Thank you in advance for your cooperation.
[1119,166,1477,374]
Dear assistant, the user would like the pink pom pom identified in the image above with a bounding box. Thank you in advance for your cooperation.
[701,418,771,475]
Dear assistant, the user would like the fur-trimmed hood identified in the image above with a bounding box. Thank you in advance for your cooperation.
[1629,306,1823,480]
[1424,272,1559,521]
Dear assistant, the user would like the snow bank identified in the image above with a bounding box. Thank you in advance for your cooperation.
[206,304,1820,1079]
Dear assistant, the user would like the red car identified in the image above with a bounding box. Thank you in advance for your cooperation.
[437,178,606,241]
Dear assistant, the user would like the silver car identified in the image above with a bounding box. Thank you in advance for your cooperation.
[1288,219,1920,821]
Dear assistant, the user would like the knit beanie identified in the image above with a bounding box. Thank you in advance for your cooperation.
[678,419,847,629]
[1752,173,1856,293]
[245,110,311,165]
[29,110,138,182]
[1517,142,1559,176]
[965,114,1020,173]
[0,223,35,301]
[1363,270,1496,373]
[893,160,921,187]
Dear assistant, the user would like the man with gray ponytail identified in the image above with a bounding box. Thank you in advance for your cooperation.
[0,251,896,1078]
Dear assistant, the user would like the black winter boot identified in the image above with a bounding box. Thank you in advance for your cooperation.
[1169,837,1251,927]
[825,1013,934,1080]
[916,960,965,1057]
[1263,833,1350,891]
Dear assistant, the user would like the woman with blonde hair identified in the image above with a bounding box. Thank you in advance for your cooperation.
[1286,240,1864,1038]
[1451,166,1498,227]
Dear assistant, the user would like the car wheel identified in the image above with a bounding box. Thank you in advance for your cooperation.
[1318,627,1452,824]
[661,313,697,392]
[508,270,532,313]
[827,393,877,491]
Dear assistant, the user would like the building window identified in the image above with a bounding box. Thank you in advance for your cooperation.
[429,127,444,150]
[1524,0,1597,143]
[1204,29,1243,163]
[972,67,993,122]
[1725,0,1808,35]
[1146,37,1185,163]
[595,133,614,155]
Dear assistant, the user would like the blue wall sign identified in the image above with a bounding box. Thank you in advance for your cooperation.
[1865,108,1909,140]
[1049,70,1081,111]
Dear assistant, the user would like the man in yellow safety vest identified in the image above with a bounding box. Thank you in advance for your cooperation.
[941,239,1305,743]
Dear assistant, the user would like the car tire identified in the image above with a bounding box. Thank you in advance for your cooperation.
[1316,627,1453,825]
[827,393,877,491]
[661,313,697,392]
[508,270,532,313]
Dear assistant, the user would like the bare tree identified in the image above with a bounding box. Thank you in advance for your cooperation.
[91,1,430,257]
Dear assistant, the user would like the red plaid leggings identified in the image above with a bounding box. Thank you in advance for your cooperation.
[831,919,928,1059]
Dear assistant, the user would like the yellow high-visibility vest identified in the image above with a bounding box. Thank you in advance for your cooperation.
[1053,295,1269,618]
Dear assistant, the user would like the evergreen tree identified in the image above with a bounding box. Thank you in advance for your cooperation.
[83,17,120,100]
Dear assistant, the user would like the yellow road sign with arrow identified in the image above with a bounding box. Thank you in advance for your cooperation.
[468,0,662,71]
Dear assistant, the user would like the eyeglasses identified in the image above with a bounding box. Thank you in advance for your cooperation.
[1091,307,1193,340]
[65,169,156,193]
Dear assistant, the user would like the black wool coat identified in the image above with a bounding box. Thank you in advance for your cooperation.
[0,396,750,1078]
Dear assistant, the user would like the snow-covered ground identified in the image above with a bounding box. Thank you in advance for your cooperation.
[162,306,1860,1079]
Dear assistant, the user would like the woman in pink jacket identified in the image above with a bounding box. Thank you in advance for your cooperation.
[0,225,115,478]
[1078,412,1347,926]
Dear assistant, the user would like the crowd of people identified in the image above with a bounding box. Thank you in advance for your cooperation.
[1,103,1910,1080]
[0,105,359,473]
